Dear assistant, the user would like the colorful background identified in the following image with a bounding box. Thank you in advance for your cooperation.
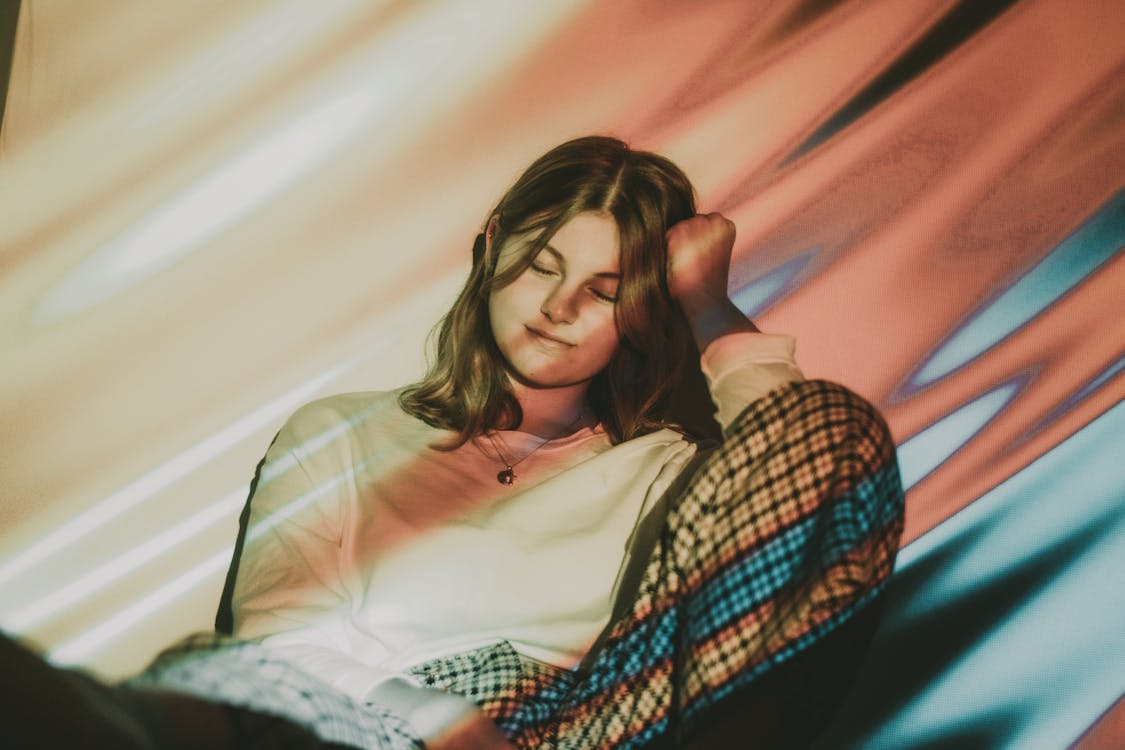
[1,1,1122,747]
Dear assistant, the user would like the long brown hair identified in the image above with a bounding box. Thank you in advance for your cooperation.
[400,135,719,447]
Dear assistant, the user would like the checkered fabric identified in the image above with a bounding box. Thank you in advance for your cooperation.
[129,379,902,749]
[407,640,576,738]
[523,379,903,748]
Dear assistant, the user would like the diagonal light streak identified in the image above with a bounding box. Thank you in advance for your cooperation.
[4,488,247,633]
[33,93,375,324]
[0,361,351,589]
[45,464,367,666]
[47,548,236,666]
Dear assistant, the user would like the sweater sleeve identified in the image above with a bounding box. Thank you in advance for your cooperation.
[699,331,805,433]
[230,402,409,700]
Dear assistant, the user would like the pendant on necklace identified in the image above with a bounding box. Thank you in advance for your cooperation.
[498,466,516,485]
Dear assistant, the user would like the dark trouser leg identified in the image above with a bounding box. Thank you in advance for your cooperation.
[520,380,905,749]
[2,632,161,750]
[0,632,337,750]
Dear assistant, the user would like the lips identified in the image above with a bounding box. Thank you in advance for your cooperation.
[526,325,574,347]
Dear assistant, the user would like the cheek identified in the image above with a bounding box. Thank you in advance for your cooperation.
[490,278,536,320]
[488,285,523,332]
[586,310,623,359]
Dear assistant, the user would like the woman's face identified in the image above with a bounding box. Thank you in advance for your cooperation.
[488,212,623,389]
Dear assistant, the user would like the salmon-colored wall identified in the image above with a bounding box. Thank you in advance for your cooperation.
[1,1,1122,746]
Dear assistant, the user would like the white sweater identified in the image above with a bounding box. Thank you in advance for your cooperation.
[231,332,803,701]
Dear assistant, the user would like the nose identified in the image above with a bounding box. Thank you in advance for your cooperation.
[540,285,578,324]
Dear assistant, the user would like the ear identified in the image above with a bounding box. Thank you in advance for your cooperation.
[473,215,501,267]
[485,215,500,254]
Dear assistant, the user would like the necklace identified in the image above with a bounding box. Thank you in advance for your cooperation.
[480,410,589,485]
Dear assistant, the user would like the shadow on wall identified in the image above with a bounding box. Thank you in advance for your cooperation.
[0,2,21,133]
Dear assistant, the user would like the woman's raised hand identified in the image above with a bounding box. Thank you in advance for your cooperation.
[664,212,737,312]
[665,212,758,348]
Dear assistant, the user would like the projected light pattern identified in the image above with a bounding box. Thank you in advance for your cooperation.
[125,0,377,134]
[5,487,246,633]
[730,249,818,319]
[47,452,366,666]
[903,190,1125,395]
[43,436,377,665]
[785,0,1022,162]
[0,0,1123,747]
[1016,351,1125,446]
[0,357,353,590]
[33,94,375,323]
[48,546,238,666]
[818,400,1125,749]
[0,315,432,658]
[895,376,1026,491]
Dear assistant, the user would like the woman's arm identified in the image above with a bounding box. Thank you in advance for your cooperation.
[666,213,804,431]
[665,212,758,352]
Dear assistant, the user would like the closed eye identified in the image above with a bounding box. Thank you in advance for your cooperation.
[590,288,617,303]
[530,263,559,278]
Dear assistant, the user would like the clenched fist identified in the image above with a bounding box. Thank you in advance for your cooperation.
[664,212,736,310]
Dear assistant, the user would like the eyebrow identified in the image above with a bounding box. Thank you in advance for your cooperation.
[541,245,621,280]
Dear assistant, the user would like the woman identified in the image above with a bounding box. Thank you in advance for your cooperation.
[7,136,903,749]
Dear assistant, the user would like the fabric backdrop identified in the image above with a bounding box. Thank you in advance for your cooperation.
[1,1,1122,747]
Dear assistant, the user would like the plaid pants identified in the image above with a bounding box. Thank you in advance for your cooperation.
[131,379,904,748]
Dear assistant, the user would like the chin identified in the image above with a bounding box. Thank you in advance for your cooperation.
[507,363,590,390]
[516,373,584,390]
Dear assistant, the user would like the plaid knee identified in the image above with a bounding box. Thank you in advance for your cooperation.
[673,380,903,724]
[520,380,904,749]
